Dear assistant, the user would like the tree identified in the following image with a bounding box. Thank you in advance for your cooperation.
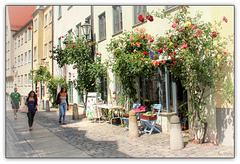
[31,66,52,100]
[52,34,107,116]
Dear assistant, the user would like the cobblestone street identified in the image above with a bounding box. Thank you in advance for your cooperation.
[6,102,234,158]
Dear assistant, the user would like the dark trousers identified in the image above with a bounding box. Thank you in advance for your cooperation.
[27,111,36,127]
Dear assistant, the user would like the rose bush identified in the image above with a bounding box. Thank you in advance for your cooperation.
[148,6,233,143]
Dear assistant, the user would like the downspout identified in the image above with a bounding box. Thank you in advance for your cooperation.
[52,6,54,76]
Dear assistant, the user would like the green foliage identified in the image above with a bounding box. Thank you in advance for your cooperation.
[31,66,51,84]
[52,34,107,112]
[107,29,156,105]
[150,6,233,142]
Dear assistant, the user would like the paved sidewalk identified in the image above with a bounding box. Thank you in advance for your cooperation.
[6,104,90,158]
[6,102,234,158]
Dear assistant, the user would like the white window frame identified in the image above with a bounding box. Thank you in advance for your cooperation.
[28,50,31,63]
[34,19,38,31]
[34,47,37,60]
[44,43,47,58]
[24,52,27,64]
[49,10,53,23]
[21,54,23,66]
[28,73,32,86]
[25,74,28,87]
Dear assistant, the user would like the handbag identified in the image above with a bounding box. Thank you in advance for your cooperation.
[21,105,28,113]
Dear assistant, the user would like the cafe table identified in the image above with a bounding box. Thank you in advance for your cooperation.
[96,104,125,126]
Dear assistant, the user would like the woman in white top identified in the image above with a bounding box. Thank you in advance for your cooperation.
[56,87,69,125]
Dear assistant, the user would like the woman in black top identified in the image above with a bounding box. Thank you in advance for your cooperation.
[25,91,38,131]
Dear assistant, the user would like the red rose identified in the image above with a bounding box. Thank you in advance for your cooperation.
[146,14,154,22]
[181,6,183,9]
[67,43,70,45]
[194,34,198,38]
[171,58,174,61]
[212,31,217,38]
[91,43,94,46]
[163,61,166,64]
[164,46,167,50]
[158,49,163,53]
[191,24,196,29]
[61,36,64,38]
[171,63,174,67]
[49,50,52,53]
[174,45,178,48]
[96,53,99,55]
[180,59,183,62]
[172,23,178,28]
[224,52,227,55]
[169,53,172,56]
[72,45,75,47]
[150,39,154,43]
[138,14,145,23]
[50,57,51,59]
[158,61,161,64]
[174,61,177,64]
[169,36,172,39]
[143,51,148,56]
[173,52,177,55]
[73,67,75,69]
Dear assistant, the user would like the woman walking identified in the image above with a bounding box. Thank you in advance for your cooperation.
[56,87,69,125]
[25,91,38,131]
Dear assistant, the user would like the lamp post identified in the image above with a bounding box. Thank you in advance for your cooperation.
[81,18,94,59]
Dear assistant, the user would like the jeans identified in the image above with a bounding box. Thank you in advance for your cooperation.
[59,103,67,123]
[27,111,36,127]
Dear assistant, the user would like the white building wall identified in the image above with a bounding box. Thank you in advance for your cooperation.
[53,6,91,105]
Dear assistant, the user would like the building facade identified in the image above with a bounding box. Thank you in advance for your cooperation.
[92,6,234,145]
[53,5,91,105]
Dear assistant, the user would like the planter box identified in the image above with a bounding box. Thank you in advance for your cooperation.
[140,114,157,121]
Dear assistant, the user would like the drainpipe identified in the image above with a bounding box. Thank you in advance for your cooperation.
[52,6,54,76]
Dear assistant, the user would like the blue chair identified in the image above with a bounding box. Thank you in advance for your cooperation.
[140,104,162,135]
[122,104,141,131]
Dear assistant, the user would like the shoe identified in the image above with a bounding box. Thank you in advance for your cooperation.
[14,116,17,119]
[62,122,67,125]
[29,127,33,131]
[59,120,61,124]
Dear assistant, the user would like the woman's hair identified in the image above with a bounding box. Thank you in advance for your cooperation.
[27,91,38,103]
[60,87,67,93]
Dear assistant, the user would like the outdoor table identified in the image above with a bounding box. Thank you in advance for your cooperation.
[96,104,125,125]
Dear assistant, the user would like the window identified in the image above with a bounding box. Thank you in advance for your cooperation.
[25,74,27,87]
[44,44,47,58]
[113,6,122,34]
[14,57,17,67]
[49,10,53,23]
[58,6,62,19]
[34,19,38,31]
[25,30,27,42]
[28,73,32,86]
[18,76,20,87]
[21,75,23,87]
[28,50,31,62]
[21,34,23,45]
[134,6,147,25]
[58,37,61,49]
[99,12,106,40]
[25,52,27,64]
[18,56,20,67]
[45,14,48,26]
[18,37,20,47]
[21,54,23,66]
[28,29,31,40]
[15,39,17,49]
[76,23,81,37]
[34,47,37,60]
[68,29,72,36]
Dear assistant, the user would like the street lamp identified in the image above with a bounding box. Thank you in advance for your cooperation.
[81,20,91,41]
